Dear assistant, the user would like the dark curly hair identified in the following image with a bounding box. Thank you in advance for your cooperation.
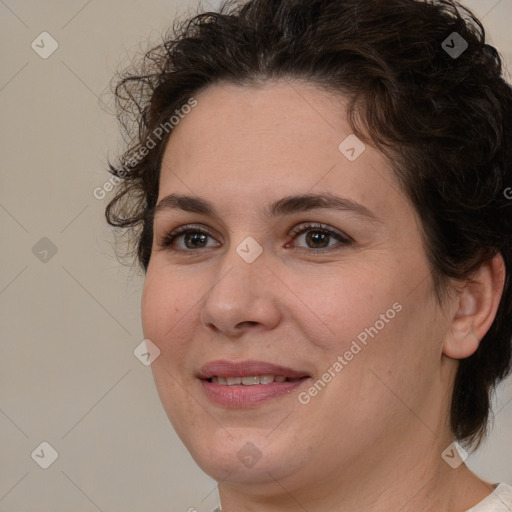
[105,0,512,448]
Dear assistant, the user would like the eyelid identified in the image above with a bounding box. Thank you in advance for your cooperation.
[159,223,219,248]
[289,222,353,243]
[158,221,353,252]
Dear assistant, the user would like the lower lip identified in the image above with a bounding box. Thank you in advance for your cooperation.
[200,378,310,407]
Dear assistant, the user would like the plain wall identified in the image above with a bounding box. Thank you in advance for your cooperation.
[1,1,511,510]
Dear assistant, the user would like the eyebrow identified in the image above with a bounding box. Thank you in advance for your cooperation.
[154,192,379,222]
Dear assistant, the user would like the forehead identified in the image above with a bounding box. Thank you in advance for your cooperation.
[157,80,407,224]
[164,80,347,163]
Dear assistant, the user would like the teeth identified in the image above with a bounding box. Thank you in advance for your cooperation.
[210,375,289,386]
[242,376,260,385]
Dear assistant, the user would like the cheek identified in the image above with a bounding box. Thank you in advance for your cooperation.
[141,270,184,350]
[350,290,442,411]
[141,267,206,382]
[310,264,398,345]
[310,261,439,395]
[141,271,197,422]
[141,275,164,340]
[307,299,439,444]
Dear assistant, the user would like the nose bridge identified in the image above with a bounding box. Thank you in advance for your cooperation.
[210,236,267,301]
[200,236,277,332]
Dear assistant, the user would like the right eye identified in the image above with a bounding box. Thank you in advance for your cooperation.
[159,224,221,252]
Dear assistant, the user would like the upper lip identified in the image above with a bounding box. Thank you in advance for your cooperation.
[197,360,311,379]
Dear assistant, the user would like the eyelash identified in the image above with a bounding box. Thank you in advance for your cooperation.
[159,222,353,254]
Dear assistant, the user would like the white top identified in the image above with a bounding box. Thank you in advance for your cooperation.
[211,483,512,512]
[467,484,512,511]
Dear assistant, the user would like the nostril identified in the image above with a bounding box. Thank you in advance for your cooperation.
[238,321,258,328]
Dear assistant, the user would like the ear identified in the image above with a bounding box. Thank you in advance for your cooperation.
[443,253,506,360]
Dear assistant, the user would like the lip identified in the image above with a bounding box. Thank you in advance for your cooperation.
[197,359,310,380]
[197,359,312,408]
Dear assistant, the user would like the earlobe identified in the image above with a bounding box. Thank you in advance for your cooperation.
[444,315,480,359]
[442,253,506,360]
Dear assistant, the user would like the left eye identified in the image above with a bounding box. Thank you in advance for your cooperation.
[159,223,352,252]
[287,223,352,251]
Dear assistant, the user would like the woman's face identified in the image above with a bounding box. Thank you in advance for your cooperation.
[141,81,456,491]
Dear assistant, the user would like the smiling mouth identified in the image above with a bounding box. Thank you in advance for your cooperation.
[205,375,307,385]
[197,359,312,407]
[200,375,311,408]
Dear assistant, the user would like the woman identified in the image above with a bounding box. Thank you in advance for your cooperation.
[105,0,512,510]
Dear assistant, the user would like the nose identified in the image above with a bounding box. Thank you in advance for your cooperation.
[199,244,282,338]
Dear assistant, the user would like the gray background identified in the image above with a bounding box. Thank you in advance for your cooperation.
[0,0,511,511]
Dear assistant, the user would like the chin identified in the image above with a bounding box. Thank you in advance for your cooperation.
[184,429,306,486]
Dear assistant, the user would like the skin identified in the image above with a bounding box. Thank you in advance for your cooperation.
[141,80,505,512]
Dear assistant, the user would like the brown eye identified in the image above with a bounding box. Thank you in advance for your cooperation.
[288,223,352,251]
[160,224,220,251]
[159,222,352,254]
